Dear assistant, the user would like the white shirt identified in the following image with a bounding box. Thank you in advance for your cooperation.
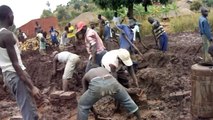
[112,16,121,25]
[57,51,79,63]
[101,49,122,72]
[0,28,26,72]
[132,25,140,41]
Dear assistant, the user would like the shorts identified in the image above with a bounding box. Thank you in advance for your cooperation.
[63,55,80,80]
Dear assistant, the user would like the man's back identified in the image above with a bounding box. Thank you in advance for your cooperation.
[84,67,111,81]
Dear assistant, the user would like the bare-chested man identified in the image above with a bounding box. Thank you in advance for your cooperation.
[0,5,41,120]
[77,66,141,120]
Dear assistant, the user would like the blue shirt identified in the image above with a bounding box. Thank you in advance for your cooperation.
[199,16,212,40]
[104,24,111,41]
[49,29,57,41]
[117,24,134,50]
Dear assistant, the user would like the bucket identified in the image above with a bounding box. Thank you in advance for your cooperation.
[191,64,213,118]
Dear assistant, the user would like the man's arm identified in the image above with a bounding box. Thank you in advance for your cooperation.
[152,28,158,47]
[56,30,60,37]
[127,66,139,87]
[81,75,89,93]
[90,43,97,64]
[203,20,212,41]
[52,55,58,75]
[109,64,117,79]
[4,32,41,98]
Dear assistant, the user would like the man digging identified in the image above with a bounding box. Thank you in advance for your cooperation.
[76,21,107,72]
[51,51,81,91]
[77,65,142,120]
[101,48,139,88]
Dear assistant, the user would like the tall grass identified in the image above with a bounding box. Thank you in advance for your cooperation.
[169,10,213,33]
[169,13,199,33]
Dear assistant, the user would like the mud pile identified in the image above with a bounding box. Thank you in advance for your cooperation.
[0,32,202,120]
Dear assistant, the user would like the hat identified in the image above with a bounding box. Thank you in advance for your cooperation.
[51,51,59,57]
[76,21,86,33]
[117,49,133,66]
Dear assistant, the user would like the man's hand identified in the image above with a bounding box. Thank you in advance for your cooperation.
[32,86,41,99]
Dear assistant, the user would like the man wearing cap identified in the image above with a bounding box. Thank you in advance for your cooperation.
[51,51,81,91]
[101,49,139,87]
[77,65,142,120]
[116,18,135,53]
[76,21,107,72]
[199,7,212,63]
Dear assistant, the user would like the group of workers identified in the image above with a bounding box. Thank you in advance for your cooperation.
[0,2,185,119]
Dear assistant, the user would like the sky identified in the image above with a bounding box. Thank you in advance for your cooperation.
[0,0,70,27]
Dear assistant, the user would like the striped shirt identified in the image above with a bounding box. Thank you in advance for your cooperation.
[152,21,165,38]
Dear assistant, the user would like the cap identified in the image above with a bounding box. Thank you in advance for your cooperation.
[117,49,133,66]
[51,51,59,57]
[76,21,86,33]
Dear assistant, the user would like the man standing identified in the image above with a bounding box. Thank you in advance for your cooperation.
[67,23,76,48]
[51,51,80,91]
[116,19,135,53]
[36,30,46,55]
[112,12,121,25]
[103,21,113,50]
[0,5,41,120]
[76,21,107,72]
[199,7,212,63]
[59,26,69,51]
[101,48,139,87]
[34,21,41,36]
[77,66,142,120]
[98,14,105,39]
[148,17,168,53]
[49,26,59,46]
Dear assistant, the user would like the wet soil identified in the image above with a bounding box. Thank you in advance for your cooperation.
[0,32,203,120]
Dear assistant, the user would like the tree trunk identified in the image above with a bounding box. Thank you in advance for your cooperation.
[128,3,134,18]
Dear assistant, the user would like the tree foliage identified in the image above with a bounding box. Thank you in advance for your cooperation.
[190,1,202,11]
[204,0,213,7]
[55,5,69,21]
[93,0,168,17]
[40,10,54,18]
[74,3,81,10]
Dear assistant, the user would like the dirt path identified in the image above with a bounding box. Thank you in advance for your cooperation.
[0,32,202,120]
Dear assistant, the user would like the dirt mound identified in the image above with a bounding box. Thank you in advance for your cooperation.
[0,32,203,119]
[70,12,106,25]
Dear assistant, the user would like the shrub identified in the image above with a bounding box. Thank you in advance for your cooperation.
[190,1,202,11]
[100,9,114,20]
[204,0,213,7]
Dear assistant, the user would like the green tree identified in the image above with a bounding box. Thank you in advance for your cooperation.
[204,0,213,7]
[93,0,164,18]
[40,10,54,18]
[74,3,81,10]
[55,5,68,21]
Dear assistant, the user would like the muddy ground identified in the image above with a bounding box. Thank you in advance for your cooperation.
[0,32,203,120]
